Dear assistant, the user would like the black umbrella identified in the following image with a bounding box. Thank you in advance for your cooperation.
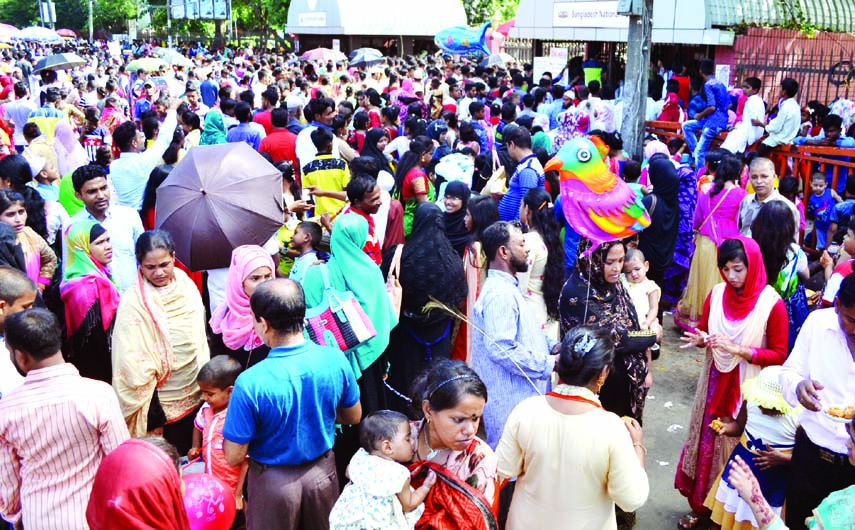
[350,48,384,68]
[33,52,87,73]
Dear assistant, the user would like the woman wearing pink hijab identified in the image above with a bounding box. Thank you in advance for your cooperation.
[209,245,275,368]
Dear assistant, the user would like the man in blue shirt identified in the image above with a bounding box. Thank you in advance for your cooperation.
[199,71,219,108]
[226,101,263,150]
[681,58,729,168]
[223,279,361,530]
[498,127,545,221]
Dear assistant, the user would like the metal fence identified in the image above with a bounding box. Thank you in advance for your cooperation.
[733,48,855,105]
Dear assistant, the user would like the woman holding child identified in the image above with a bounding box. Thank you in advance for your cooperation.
[559,239,658,424]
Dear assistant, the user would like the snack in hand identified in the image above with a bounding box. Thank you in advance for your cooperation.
[825,405,855,420]
[710,419,724,433]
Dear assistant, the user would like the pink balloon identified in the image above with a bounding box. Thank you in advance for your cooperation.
[182,473,236,530]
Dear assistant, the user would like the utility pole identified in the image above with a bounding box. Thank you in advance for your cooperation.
[619,0,653,160]
[88,0,93,41]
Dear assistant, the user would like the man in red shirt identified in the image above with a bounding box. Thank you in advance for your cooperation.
[252,87,279,135]
[258,108,299,171]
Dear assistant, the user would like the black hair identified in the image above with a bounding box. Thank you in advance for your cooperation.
[752,201,796,287]
[837,272,855,308]
[699,58,715,76]
[501,101,517,121]
[359,410,409,452]
[181,111,201,131]
[622,160,641,183]
[142,116,160,140]
[310,127,334,151]
[781,77,799,98]
[468,101,484,116]
[778,176,799,200]
[112,121,138,153]
[349,156,380,179]
[71,164,108,193]
[522,188,564,320]
[587,79,601,96]
[466,194,500,249]
[364,88,382,107]
[392,136,433,197]
[846,174,855,196]
[556,326,614,386]
[296,221,322,249]
[409,359,487,419]
[261,86,279,106]
[481,221,516,264]
[13,82,27,99]
[823,113,843,130]
[162,129,185,166]
[0,266,35,305]
[134,230,175,264]
[0,155,46,239]
[0,189,26,217]
[353,111,370,131]
[810,171,827,183]
[249,279,306,334]
[458,121,477,143]
[504,126,531,149]
[441,110,458,130]
[346,174,379,204]
[744,77,761,91]
[717,238,748,269]
[5,308,61,361]
[271,108,288,129]
[710,154,743,197]
[22,122,40,142]
[220,98,236,114]
[197,355,243,389]
[235,101,252,123]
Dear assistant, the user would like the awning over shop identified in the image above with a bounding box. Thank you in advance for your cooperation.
[707,0,855,33]
[512,0,734,45]
[285,0,467,36]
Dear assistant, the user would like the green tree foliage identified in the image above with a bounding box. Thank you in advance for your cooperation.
[0,0,138,35]
[92,0,140,34]
[463,0,519,25]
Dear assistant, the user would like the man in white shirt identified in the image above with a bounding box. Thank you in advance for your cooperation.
[457,82,476,122]
[721,77,766,154]
[296,97,338,169]
[67,165,144,293]
[0,268,37,398]
[779,272,855,529]
[760,77,800,155]
[109,98,179,211]
[2,82,36,153]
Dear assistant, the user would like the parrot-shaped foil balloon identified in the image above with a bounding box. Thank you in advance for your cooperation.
[544,136,651,255]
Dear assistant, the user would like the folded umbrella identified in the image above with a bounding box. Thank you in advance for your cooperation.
[155,142,285,271]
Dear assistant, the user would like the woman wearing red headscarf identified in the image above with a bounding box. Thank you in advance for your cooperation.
[86,438,190,530]
[674,237,788,530]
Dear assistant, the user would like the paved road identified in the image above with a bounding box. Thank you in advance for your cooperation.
[636,313,706,530]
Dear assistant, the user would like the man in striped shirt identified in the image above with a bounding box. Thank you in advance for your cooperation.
[0,309,129,529]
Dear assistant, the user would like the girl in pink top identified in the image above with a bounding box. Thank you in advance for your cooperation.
[676,155,747,331]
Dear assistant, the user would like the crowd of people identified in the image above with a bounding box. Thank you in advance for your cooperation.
[0,37,851,530]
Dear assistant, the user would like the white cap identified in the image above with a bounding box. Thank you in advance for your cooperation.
[23,153,46,177]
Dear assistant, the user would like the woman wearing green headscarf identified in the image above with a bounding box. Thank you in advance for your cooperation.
[302,213,397,411]
[59,219,121,384]
[199,110,228,146]
[301,213,397,487]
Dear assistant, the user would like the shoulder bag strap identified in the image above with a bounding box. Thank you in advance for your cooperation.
[388,244,403,281]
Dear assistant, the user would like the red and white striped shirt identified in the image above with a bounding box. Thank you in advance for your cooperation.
[0,363,129,529]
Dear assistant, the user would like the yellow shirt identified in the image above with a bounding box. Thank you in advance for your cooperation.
[302,154,350,216]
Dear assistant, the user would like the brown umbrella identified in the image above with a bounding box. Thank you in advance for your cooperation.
[155,142,284,271]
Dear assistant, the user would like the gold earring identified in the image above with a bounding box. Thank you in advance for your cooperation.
[596,377,605,392]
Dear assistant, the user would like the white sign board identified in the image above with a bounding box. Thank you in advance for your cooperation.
[553,1,629,28]
[715,64,731,88]
[332,39,340,52]
[550,47,568,61]
[534,56,567,84]
[298,12,327,27]
[107,41,121,57]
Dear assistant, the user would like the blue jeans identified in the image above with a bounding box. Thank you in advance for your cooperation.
[682,120,724,168]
